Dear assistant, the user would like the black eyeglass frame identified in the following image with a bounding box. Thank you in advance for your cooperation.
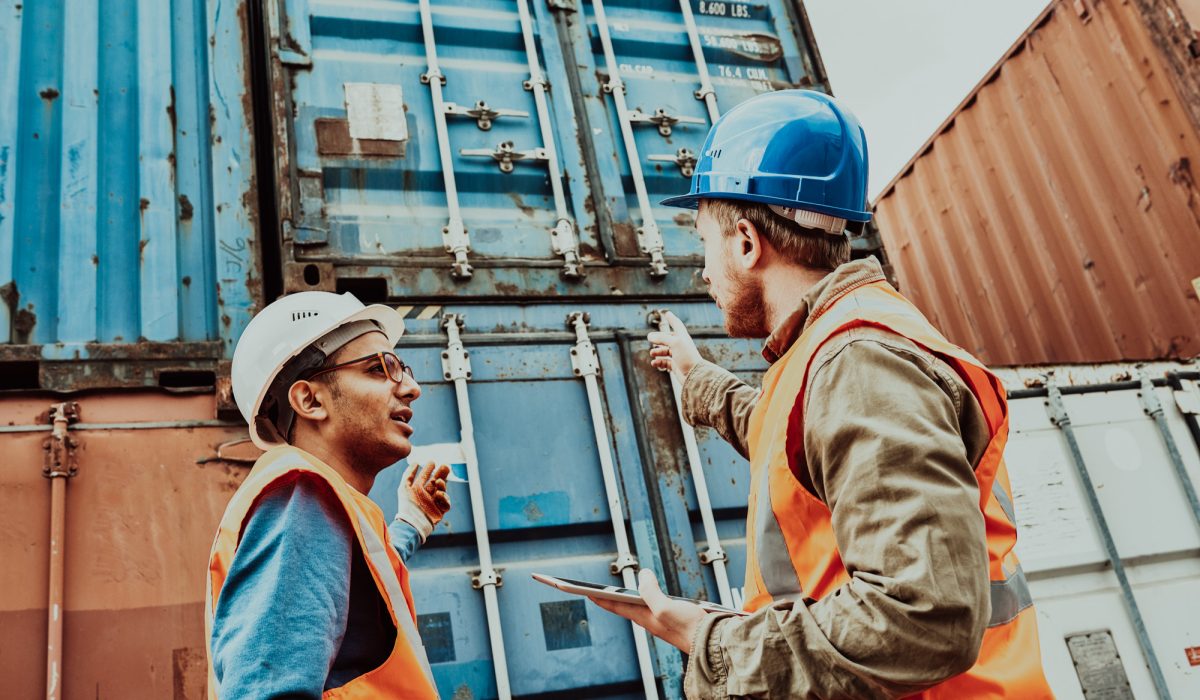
[305,351,415,384]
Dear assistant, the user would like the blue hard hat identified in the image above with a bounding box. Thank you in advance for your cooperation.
[661,90,871,223]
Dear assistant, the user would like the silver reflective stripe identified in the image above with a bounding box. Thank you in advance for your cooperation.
[992,481,1017,525]
[754,466,805,597]
[356,509,438,690]
[989,565,1034,628]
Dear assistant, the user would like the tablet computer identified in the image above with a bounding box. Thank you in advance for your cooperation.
[532,573,749,616]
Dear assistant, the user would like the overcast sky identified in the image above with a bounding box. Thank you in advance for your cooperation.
[803,0,1051,200]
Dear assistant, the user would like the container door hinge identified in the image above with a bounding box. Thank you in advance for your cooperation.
[442,220,473,279]
[568,312,600,377]
[610,553,638,576]
[635,223,669,277]
[440,314,473,381]
[552,218,584,279]
[546,0,576,12]
[471,569,503,589]
[43,402,80,479]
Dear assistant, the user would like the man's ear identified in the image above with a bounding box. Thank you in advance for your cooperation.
[288,380,330,424]
[734,217,766,271]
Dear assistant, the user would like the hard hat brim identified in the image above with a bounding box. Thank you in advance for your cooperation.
[659,191,873,222]
[247,303,405,450]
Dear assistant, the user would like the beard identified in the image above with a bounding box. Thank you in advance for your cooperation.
[721,265,770,338]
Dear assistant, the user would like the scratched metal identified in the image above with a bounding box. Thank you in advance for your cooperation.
[365,300,731,697]
[873,0,1200,365]
[0,0,261,383]
[269,0,830,297]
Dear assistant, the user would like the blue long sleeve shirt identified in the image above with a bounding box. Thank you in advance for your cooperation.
[210,473,424,698]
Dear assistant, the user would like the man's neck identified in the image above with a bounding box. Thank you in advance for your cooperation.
[290,435,375,494]
[761,263,830,334]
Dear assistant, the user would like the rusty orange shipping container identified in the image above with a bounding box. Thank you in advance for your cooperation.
[873,0,1200,366]
[0,393,252,698]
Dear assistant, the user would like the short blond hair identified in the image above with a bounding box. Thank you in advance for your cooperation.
[704,199,850,271]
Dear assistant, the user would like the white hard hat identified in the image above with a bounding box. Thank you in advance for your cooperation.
[232,291,405,449]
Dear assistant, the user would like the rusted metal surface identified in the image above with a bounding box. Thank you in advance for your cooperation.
[874,0,1200,366]
[0,390,250,699]
[0,0,261,393]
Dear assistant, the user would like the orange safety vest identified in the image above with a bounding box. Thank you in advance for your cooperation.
[204,446,439,699]
[744,279,1053,698]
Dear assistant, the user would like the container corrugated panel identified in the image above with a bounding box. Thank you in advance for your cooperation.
[268,0,834,300]
[872,0,1200,366]
[367,300,733,698]
[650,346,1200,697]
[0,392,251,698]
[0,0,261,391]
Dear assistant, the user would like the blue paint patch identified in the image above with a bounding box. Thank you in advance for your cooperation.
[431,659,498,700]
[499,491,570,529]
[540,599,592,651]
[417,612,455,664]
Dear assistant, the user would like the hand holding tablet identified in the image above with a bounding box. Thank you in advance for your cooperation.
[532,572,748,616]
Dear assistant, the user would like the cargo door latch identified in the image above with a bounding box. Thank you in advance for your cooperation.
[444,100,530,131]
[627,107,705,137]
[460,141,549,173]
[647,148,698,178]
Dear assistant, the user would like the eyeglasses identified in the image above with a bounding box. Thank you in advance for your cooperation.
[306,351,415,385]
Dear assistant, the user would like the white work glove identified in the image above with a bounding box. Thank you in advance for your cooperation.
[395,462,452,542]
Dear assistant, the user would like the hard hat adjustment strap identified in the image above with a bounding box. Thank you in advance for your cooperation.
[767,204,846,235]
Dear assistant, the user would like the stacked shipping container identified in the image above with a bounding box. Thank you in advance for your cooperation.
[3,0,1200,698]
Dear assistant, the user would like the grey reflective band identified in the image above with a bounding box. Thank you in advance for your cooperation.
[356,509,437,687]
[992,481,1017,525]
[989,565,1034,627]
[767,204,847,235]
[754,468,805,597]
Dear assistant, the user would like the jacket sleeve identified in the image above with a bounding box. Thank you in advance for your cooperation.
[684,339,991,699]
[210,474,354,699]
[387,519,424,563]
[680,360,760,459]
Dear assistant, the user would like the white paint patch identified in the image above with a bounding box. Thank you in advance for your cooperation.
[408,442,468,482]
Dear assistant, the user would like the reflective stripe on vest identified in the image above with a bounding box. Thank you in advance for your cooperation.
[205,447,439,700]
[742,279,1053,697]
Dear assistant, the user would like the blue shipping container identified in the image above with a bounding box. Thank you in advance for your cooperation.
[267,0,840,299]
[0,0,261,391]
[371,299,768,698]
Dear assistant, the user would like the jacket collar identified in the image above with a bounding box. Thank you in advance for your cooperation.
[761,257,889,363]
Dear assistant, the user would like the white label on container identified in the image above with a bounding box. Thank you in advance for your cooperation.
[344,83,408,142]
[408,442,468,482]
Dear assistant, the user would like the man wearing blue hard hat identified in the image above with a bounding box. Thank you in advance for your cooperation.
[591,91,1053,698]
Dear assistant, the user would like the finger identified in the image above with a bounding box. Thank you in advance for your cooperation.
[589,597,657,629]
[416,461,436,485]
[402,462,420,487]
[429,478,447,494]
[434,492,451,511]
[649,346,672,358]
[433,463,451,481]
[638,569,671,616]
[664,311,686,334]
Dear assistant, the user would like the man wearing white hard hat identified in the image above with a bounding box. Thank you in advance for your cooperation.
[204,291,448,699]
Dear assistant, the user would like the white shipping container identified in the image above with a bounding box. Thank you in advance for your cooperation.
[1001,364,1200,698]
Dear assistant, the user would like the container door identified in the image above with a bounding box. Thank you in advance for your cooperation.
[557,0,824,277]
[271,0,602,296]
[366,301,723,697]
